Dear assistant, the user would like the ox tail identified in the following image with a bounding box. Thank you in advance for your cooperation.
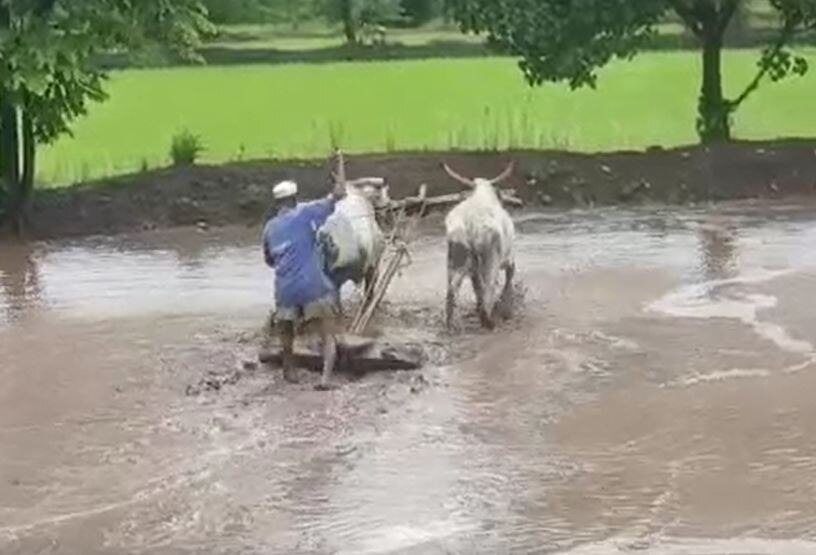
[469,249,494,329]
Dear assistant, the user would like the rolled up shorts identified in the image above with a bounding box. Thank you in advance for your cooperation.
[275,295,340,333]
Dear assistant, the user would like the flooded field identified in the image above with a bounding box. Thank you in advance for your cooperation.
[2,202,816,554]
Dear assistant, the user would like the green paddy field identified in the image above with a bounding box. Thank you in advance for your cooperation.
[40,50,815,185]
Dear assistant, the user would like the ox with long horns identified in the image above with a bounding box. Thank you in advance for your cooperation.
[317,151,387,312]
[442,161,516,330]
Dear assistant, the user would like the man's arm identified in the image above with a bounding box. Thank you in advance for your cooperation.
[264,241,275,268]
[302,180,347,227]
[262,222,276,267]
[330,178,347,202]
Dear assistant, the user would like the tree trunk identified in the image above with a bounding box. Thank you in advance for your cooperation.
[697,32,731,143]
[18,99,35,235]
[0,92,35,236]
[340,0,357,44]
[1,91,21,233]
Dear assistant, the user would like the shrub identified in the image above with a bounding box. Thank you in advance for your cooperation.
[170,129,204,166]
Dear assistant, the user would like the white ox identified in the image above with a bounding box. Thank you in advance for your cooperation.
[317,171,388,312]
[442,162,516,330]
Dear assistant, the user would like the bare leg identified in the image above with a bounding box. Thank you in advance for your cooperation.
[315,318,338,391]
[279,321,297,383]
[261,310,276,349]
[446,270,466,330]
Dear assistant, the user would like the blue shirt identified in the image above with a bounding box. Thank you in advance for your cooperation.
[263,198,337,307]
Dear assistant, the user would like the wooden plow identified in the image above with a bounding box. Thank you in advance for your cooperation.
[348,184,427,335]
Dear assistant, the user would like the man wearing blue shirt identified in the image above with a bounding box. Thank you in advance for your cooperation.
[263,178,346,390]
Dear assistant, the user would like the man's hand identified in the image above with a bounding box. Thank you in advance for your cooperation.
[330,179,347,202]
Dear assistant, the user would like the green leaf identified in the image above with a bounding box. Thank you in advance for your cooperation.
[23,70,51,95]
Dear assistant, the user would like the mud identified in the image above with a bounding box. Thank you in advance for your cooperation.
[2,201,816,553]
[20,139,816,239]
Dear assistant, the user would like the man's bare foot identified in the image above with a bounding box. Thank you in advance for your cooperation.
[314,381,337,391]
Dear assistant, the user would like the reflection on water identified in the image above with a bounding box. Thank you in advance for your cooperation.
[0,241,43,323]
[697,222,739,281]
[2,202,816,554]
[1,229,271,328]
[3,204,816,329]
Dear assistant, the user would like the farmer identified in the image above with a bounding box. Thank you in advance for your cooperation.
[263,178,346,390]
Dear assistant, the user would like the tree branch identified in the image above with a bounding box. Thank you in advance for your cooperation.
[730,17,797,109]
[669,0,703,37]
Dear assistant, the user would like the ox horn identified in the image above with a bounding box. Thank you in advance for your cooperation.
[442,163,474,188]
[489,161,514,185]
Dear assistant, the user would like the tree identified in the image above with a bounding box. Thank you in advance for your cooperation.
[447,0,816,143]
[321,0,403,43]
[0,0,214,234]
[200,0,315,24]
[401,0,445,25]
[200,0,266,23]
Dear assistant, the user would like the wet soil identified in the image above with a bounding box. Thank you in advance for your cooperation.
[3,204,816,553]
[22,139,816,239]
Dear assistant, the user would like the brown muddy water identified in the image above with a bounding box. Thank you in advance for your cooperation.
[2,202,816,554]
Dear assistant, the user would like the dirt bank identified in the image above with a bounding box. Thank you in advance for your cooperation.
[23,139,816,239]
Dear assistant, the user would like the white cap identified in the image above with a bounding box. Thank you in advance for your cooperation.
[273,180,298,199]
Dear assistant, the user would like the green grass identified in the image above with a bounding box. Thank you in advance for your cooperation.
[40,50,816,186]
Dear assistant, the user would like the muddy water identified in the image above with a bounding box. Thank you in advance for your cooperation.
[2,202,816,554]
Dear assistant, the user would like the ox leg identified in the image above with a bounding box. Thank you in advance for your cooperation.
[446,240,470,330]
[470,267,494,330]
[473,248,501,330]
[334,289,344,318]
[502,261,515,302]
[446,270,466,330]
[494,260,516,320]
[325,270,344,317]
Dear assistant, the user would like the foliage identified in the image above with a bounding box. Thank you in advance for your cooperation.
[201,0,322,24]
[0,0,214,232]
[320,0,404,42]
[170,128,205,166]
[201,0,446,26]
[200,0,448,28]
[201,0,267,23]
[447,0,816,143]
[400,0,446,25]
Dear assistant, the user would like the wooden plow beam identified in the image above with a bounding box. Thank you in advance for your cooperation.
[377,186,523,216]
